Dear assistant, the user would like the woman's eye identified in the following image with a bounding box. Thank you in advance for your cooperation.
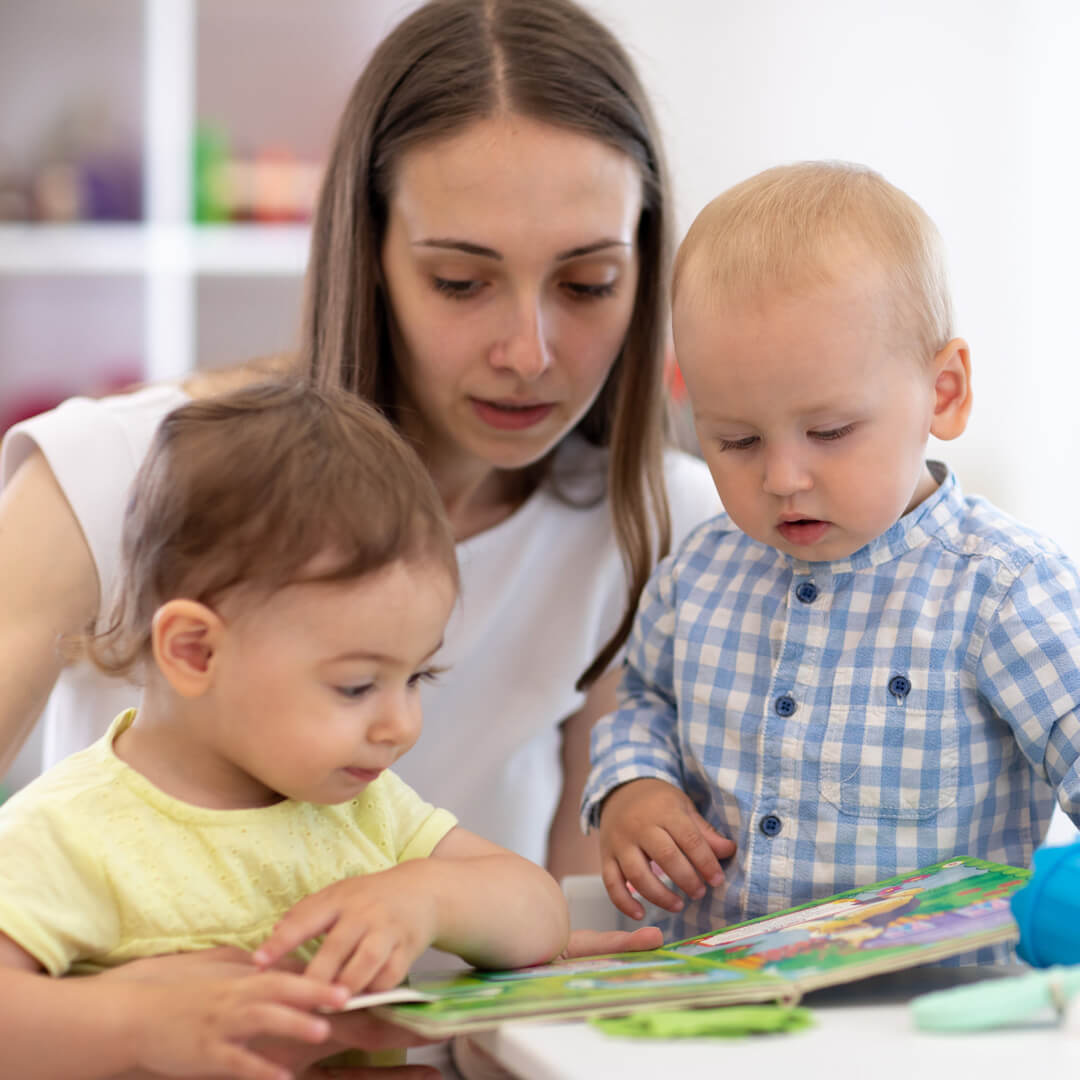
[811,424,856,442]
[562,281,617,301]
[432,277,484,300]
[336,684,373,700]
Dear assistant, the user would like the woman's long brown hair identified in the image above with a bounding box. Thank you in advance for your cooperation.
[302,0,674,690]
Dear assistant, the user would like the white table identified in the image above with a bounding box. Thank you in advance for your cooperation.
[472,967,1080,1079]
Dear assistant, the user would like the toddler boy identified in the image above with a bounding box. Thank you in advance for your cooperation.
[582,161,1080,941]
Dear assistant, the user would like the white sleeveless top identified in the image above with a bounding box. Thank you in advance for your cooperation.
[1,385,719,864]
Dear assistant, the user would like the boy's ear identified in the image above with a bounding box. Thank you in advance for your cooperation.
[928,337,972,442]
[151,599,225,698]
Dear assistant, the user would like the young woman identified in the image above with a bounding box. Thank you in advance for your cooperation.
[0,0,716,884]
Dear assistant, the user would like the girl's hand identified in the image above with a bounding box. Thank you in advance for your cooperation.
[254,865,437,993]
[559,925,664,959]
[598,778,735,920]
[130,971,348,1080]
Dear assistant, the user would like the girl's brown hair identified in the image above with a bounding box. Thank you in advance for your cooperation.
[87,378,457,678]
[301,0,674,689]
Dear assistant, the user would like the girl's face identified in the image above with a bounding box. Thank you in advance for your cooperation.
[380,114,643,486]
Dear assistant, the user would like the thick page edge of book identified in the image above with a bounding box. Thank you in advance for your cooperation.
[366,856,1031,1036]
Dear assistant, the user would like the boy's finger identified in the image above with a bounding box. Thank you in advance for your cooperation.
[600,856,646,920]
[260,973,350,1014]
[640,826,713,901]
[691,811,736,862]
[668,818,724,888]
[617,844,685,913]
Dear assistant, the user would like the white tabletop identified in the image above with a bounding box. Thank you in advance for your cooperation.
[472,967,1080,1079]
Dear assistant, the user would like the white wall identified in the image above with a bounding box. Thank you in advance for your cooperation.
[591,0,1080,559]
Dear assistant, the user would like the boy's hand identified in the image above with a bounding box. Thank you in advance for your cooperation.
[132,971,348,1080]
[598,778,735,920]
[253,865,437,993]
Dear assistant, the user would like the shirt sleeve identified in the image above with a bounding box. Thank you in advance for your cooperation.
[975,551,1080,825]
[579,551,689,831]
[0,795,120,975]
[374,770,458,862]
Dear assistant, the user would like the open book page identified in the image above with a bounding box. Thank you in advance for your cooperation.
[360,856,1029,1036]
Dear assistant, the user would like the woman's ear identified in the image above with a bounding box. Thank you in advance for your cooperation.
[150,599,225,698]
[928,337,973,442]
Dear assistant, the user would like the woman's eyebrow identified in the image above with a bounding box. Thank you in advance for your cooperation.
[411,238,631,260]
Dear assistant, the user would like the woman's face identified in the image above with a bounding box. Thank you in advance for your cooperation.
[381,114,643,484]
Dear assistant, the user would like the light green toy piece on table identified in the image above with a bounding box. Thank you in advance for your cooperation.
[910,966,1080,1032]
[590,1004,814,1038]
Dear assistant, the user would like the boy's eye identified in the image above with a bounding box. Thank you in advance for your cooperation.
[811,424,856,442]
[336,684,373,700]
[432,276,484,300]
[716,435,758,451]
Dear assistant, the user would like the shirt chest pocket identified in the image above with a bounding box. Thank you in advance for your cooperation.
[818,668,959,821]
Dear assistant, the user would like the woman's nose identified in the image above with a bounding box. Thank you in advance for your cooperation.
[490,296,553,380]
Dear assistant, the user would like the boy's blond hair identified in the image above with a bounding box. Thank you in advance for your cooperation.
[672,161,953,361]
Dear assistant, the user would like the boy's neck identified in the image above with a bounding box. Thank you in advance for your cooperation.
[904,460,943,517]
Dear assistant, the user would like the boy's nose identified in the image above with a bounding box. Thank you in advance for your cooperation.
[762,445,812,496]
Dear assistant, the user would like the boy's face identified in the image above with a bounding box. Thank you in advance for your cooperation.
[673,275,940,562]
[204,557,456,806]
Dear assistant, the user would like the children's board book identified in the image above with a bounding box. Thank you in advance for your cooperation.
[342,856,1029,1036]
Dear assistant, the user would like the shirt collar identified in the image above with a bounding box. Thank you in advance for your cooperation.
[786,460,961,575]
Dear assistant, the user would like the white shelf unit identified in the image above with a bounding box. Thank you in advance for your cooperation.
[0,0,413,408]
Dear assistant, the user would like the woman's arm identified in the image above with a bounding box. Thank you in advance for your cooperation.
[545,667,620,882]
[0,934,349,1080]
[0,448,99,776]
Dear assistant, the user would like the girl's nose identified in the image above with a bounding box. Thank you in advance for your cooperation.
[369,692,422,750]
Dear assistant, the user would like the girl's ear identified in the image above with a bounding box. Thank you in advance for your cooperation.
[151,599,225,698]
[928,337,973,442]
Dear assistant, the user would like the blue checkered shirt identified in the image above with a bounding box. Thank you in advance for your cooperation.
[582,464,1080,941]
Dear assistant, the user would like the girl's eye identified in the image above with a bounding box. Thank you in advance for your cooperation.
[336,684,373,700]
[716,435,758,451]
[407,668,443,690]
[432,277,484,300]
[811,424,856,442]
[562,281,617,301]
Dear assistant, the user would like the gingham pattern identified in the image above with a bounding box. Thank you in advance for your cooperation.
[582,465,1080,941]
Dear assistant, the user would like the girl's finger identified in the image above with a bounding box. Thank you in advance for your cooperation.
[254,906,339,969]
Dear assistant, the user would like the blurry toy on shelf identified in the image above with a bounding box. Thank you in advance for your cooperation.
[193,122,321,225]
[28,102,141,223]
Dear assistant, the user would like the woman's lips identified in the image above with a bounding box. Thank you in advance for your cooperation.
[777,519,831,546]
[470,398,555,431]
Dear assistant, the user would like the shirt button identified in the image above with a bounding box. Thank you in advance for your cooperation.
[795,581,818,604]
[760,814,783,837]
[774,694,796,717]
[888,674,912,700]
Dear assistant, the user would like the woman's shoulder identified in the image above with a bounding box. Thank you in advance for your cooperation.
[661,448,722,548]
[1,382,191,489]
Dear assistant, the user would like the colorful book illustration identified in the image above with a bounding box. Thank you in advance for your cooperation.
[344,856,1029,1036]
